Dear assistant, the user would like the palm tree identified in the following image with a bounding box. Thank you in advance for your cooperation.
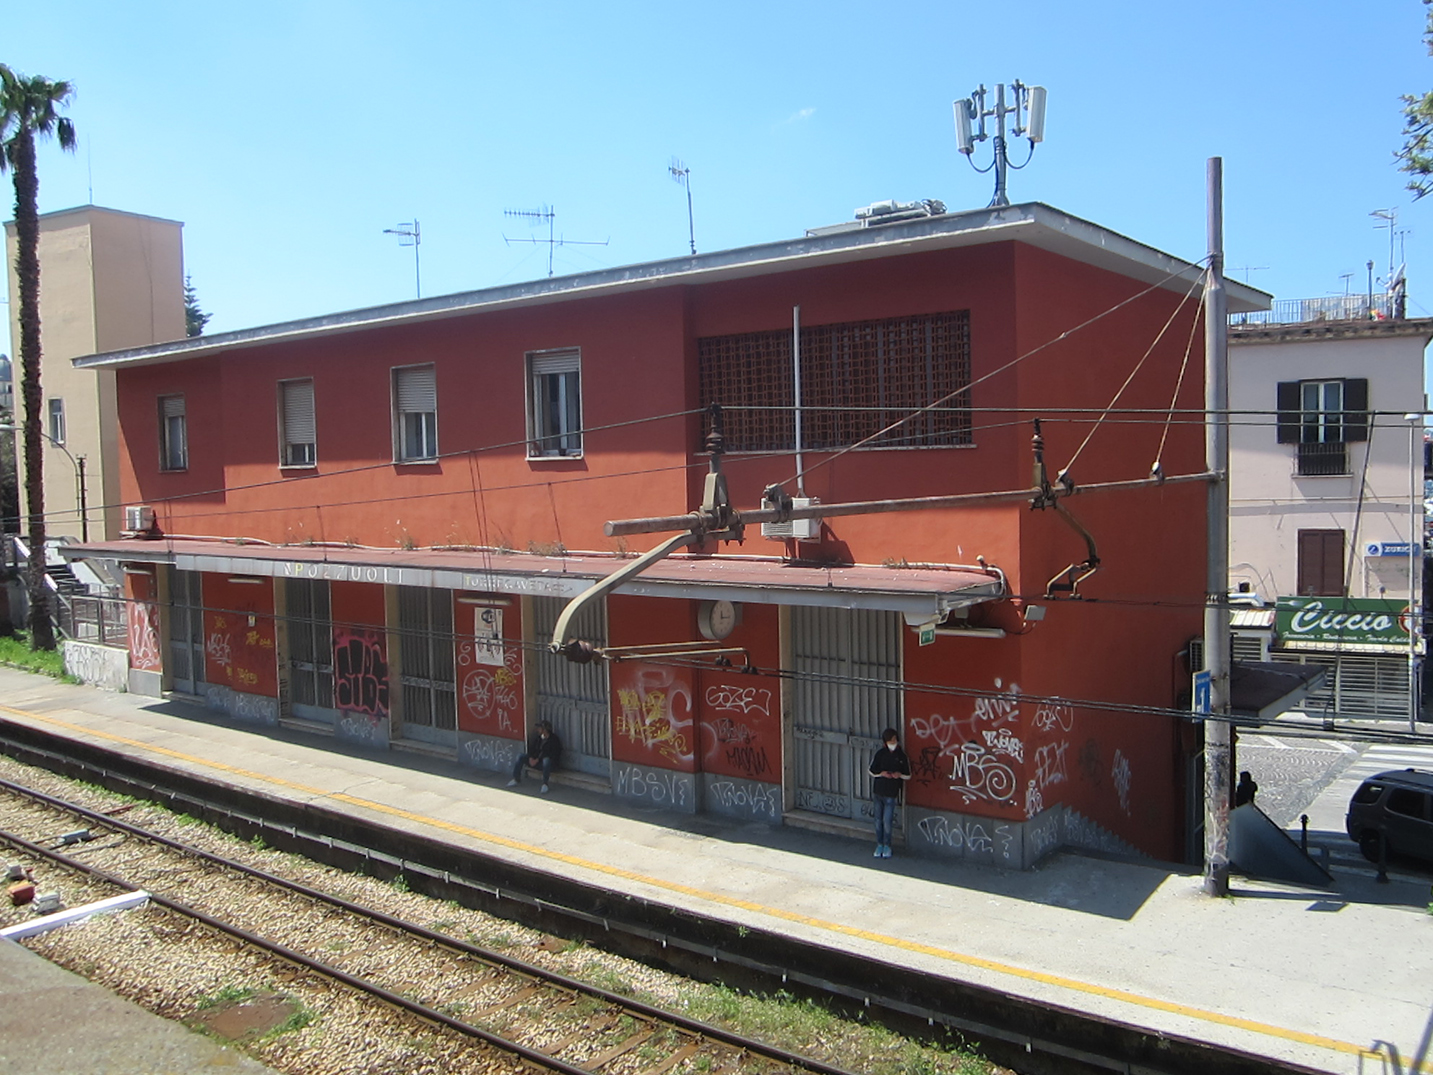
[0,66,75,651]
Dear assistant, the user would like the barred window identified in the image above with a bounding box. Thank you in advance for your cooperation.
[697,310,971,451]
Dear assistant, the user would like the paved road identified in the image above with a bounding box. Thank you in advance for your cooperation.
[1239,730,1433,882]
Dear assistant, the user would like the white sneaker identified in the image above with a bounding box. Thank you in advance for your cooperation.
[505,779,518,787]
[874,845,883,857]
[540,784,550,794]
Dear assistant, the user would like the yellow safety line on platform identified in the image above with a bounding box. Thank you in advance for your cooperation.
[0,702,1404,1068]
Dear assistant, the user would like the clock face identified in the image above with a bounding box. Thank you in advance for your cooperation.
[699,599,740,641]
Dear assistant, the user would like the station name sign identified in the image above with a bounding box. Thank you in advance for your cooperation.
[1275,596,1410,646]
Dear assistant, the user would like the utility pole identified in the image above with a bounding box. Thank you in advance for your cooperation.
[1203,157,1233,897]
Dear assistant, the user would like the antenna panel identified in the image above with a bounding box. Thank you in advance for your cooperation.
[1026,86,1047,144]
[954,99,975,154]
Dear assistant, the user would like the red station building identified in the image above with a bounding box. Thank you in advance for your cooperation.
[67,202,1269,867]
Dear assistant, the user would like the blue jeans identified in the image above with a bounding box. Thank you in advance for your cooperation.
[874,795,898,846]
[513,754,553,784]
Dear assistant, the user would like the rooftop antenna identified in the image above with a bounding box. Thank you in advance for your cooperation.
[669,158,696,255]
[954,80,1047,207]
[1371,208,1397,282]
[1231,265,1267,283]
[503,205,608,278]
[383,220,421,298]
[1339,272,1353,295]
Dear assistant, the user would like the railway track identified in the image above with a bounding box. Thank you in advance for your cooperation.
[0,775,862,1075]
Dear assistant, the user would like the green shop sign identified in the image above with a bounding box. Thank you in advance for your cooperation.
[1275,596,1411,646]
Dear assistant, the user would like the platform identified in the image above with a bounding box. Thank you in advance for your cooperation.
[0,666,1429,1074]
[0,931,277,1073]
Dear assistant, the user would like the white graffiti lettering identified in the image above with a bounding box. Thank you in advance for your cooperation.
[704,684,772,716]
[1112,749,1132,815]
[1032,699,1075,734]
[916,816,992,853]
[205,632,233,668]
[949,742,1017,803]
[463,737,521,769]
[1033,740,1069,791]
[708,780,781,819]
[338,712,385,743]
[1024,779,1044,819]
[615,765,691,807]
[128,601,160,669]
[981,726,1024,762]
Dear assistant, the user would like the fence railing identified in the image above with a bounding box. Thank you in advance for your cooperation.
[1230,294,1398,326]
[68,593,128,648]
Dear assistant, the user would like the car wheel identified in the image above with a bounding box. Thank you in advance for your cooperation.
[1358,831,1384,863]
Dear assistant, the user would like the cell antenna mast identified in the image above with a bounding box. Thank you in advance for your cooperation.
[383,220,421,298]
[503,205,608,278]
[669,158,696,255]
[953,81,1047,207]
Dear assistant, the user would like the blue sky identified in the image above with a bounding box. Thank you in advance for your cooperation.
[5,1,1432,339]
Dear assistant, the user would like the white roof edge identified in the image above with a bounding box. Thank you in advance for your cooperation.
[74,202,1272,371]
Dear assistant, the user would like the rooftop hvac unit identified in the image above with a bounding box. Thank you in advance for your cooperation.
[762,498,821,541]
[124,505,157,535]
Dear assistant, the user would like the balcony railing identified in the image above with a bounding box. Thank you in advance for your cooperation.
[1297,441,1349,476]
[1231,294,1398,327]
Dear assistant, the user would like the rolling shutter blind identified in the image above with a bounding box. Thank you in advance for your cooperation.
[396,366,436,411]
[1275,381,1300,443]
[282,380,315,443]
[530,350,580,376]
[161,395,185,418]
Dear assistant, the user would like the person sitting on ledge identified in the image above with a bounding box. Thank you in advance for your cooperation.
[508,720,561,794]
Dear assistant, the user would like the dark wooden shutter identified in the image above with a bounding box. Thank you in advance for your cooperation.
[1276,381,1300,443]
[1297,529,1345,596]
[1342,378,1369,442]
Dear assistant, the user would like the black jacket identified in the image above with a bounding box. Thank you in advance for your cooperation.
[528,731,561,763]
[868,745,911,798]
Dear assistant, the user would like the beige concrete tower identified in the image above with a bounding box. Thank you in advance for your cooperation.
[5,206,185,540]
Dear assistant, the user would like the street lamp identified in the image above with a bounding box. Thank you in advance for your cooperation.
[0,423,88,542]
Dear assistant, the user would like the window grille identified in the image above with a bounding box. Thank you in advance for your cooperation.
[698,310,971,452]
[279,379,317,467]
[393,365,437,461]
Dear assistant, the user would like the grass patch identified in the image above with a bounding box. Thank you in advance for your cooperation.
[389,873,411,893]
[0,633,75,681]
[195,984,260,1010]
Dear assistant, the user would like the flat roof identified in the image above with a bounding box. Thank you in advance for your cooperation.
[74,201,1272,371]
[64,538,1005,621]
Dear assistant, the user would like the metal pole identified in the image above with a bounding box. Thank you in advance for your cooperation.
[413,219,421,299]
[990,83,1010,208]
[76,454,87,544]
[686,182,696,256]
[1410,415,1422,732]
[793,306,805,496]
[1203,156,1233,898]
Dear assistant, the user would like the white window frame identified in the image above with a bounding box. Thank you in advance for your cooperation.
[278,378,317,468]
[526,348,583,459]
[47,397,64,446]
[392,364,438,463]
[159,394,187,472]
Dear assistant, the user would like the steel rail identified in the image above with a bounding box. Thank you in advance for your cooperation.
[0,775,860,1075]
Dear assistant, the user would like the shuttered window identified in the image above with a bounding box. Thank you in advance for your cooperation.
[279,379,317,467]
[1297,529,1345,596]
[527,349,582,457]
[1275,377,1368,476]
[159,394,187,471]
[393,365,437,461]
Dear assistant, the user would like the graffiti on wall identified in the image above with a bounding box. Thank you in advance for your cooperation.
[708,778,781,820]
[615,763,692,807]
[203,612,272,691]
[701,680,776,782]
[129,601,161,671]
[615,666,693,764]
[1111,749,1133,815]
[910,680,1022,805]
[458,640,521,733]
[333,628,389,720]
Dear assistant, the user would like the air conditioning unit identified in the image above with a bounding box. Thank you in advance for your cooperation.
[762,498,821,541]
[124,505,157,535]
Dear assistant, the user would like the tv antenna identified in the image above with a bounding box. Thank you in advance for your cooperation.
[953,81,1047,207]
[669,158,695,255]
[1231,265,1268,283]
[383,220,421,298]
[503,205,608,278]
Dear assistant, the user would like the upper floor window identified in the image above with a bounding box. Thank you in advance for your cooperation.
[47,398,64,446]
[527,349,582,458]
[279,378,317,467]
[393,364,437,462]
[159,394,187,471]
[698,310,972,452]
[1276,377,1368,476]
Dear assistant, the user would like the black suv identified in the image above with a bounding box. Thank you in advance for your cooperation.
[1346,769,1433,866]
